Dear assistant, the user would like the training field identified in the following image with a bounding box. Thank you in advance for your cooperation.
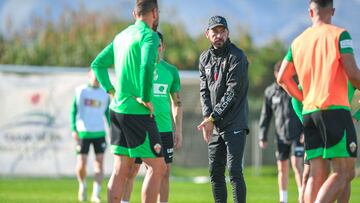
[1,167,360,203]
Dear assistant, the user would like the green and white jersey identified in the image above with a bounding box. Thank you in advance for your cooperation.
[153,60,181,133]
[70,84,110,139]
[91,20,160,115]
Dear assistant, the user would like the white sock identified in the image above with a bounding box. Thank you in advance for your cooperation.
[92,182,101,197]
[298,187,302,195]
[120,201,129,203]
[280,190,288,203]
[79,181,86,191]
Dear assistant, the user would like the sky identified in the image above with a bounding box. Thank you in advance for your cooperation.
[1,0,360,50]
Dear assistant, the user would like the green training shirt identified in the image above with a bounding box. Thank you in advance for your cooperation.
[153,60,181,133]
[91,20,160,114]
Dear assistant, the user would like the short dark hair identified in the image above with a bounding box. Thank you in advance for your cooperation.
[157,32,163,43]
[134,0,158,16]
[309,0,333,8]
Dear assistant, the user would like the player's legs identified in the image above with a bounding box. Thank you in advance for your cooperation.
[158,132,174,203]
[338,179,352,203]
[159,163,171,203]
[315,157,356,203]
[122,159,141,202]
[302,112,327,203]
[290,138,304,199]
[108,155,134,203]
[313,109,357,202]
[76,154,88,186]
[76,138,91,201]
[225,130,247,203]
[141,157,166,203]
[277,160,289,203]
[91,137,107,202]
[304,157,328,203]
[208,133,227,203]
[109,112,165,203]
[299,159,310,203]
[290,156,303,201]
[76,154,88,201]
[276,139,292,203]
[91,153,104,203]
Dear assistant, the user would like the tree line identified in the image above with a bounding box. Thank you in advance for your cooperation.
[0,9,286,96]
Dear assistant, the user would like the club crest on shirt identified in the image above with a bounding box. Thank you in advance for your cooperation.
[349,142,357,153]
[153,143,162,154]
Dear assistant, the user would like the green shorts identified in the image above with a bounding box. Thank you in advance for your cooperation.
[303,109,357,160]
[109,111,163,158]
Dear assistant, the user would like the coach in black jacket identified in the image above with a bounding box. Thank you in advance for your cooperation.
[258,62,303,203]
[197,15,249,203]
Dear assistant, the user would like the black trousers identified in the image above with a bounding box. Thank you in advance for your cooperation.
[208,130,247,203]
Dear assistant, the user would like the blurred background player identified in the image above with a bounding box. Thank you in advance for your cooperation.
[121,31,183,203]
[70,69,110,202]
[258,61,303,203]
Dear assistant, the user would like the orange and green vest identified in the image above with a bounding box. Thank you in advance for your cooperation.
[285,24,354,114]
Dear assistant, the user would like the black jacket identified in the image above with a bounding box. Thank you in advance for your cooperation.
[258,82,303,143]
[199,40,249,133]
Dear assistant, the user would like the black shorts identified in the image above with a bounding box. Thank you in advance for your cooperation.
[77,137,106,155]
[303,109,357,160]
[135,132,174,164]
[276,137,304,161]
[110,111,163,158]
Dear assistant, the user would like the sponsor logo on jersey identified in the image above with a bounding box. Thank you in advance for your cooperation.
[84,98,101,108]
[153,84,168,95]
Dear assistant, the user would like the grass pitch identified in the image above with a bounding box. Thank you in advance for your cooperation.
[1,166,360,203]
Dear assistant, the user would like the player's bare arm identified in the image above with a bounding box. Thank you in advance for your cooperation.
[341,53,360,89]
[277,60,303,102]
[171,92,183,149]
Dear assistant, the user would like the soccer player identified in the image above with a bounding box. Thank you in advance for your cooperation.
[258,61,303,203]
[70,70,110,203]
[197,16,249,203]
[277,0,360,202]
[121,31,183,203]
[292,82,360,203]
[90,1,166,203]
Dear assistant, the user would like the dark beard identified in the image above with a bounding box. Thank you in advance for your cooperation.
[152,18,159,31]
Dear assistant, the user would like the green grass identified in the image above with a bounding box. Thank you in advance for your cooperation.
[1,166,360,203]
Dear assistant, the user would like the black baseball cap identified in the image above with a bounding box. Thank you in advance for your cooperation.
[207,15,228,30]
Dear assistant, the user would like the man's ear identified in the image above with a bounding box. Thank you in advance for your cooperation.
[308,8,314,18]
[152,8,158,19]
[205,30,210,39]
